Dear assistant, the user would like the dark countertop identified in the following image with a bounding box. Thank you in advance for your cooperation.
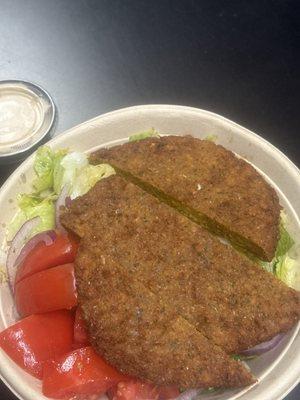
[0,0,299,399]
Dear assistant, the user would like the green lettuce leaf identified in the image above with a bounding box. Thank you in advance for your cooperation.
[53,152,88,194]
[275,255,297,287]
[260,213,298,288]
[276,223,294,258]
[52,152,115,198]
[70,163,115,199]
[129,128,159,142]
[204,134,218,142]
[33,146,67,194]
[273,218,296,286]
[7,194,55,240]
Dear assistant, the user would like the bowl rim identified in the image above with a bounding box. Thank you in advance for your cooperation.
[0,104,299,400]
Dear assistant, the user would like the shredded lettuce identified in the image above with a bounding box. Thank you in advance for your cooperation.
[129,128,159,142]
[70,164,115,199]
[261,213,298,288]
[275,223,294,258]
[8,146,115,240]
[52,151,115,198]
[275,255,297,287]
[53,152,88,194]
[8,194,55,240]
[33,146,67,194]
[260,260,274,274]
[204,134,218,142]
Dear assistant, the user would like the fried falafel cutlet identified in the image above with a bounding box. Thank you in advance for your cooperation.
[61,176,300,388]
[75,247,254,389]
[90,136,280,261]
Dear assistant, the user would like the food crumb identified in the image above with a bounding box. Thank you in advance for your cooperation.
[204,134,218,142]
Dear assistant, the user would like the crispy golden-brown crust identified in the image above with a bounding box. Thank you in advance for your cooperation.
[90,136,281,261]
[61,176,300,359]
[76,240,255,388]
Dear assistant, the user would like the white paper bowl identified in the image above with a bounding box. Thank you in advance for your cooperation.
[0,105,299,400]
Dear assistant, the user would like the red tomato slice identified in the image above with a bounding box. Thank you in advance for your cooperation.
[73,308,89,348]
[107,380,159,400]
[15,234,79,284]
[0,310,74,379]
[15,263,77,317]
[42,346,127,399]
[158,386,180,400]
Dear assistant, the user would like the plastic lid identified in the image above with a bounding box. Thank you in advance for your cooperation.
[0,80,55,159]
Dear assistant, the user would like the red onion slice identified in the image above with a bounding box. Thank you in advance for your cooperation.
[6,217,41,291]
[14,230,57,270]
[240,333,285,356]
[55,185,69,232]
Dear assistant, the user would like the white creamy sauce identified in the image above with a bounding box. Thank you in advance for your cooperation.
[0,86,44,147]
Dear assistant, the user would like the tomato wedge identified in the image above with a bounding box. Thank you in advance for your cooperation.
[107,380,159,400]
[15,234,79,284]
[42,346,127,399]
[73,308,89,348]
[0,311,74,379]
[15,263,77,317]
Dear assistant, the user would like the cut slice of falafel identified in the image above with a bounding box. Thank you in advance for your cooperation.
[61,176,300,356]
[76,247,255,389]
[90,135,280,261]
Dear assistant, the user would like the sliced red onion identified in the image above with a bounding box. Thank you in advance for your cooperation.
[6,217,41,291]
[55,185,70,232]
[240,333,285,356]
[176,389,199,400]
[14,230,56,269]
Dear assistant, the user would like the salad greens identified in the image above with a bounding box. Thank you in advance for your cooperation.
[261,212,298,288]
[275,256,297,288]
[275,222,294,258]
[8,195,55,240]
[70,164,115,199]
[53,151,88,195]
[8,146,115,240]
[204,134,218,142]
[53,151,115,199]
[129,128,159,142]
[33,146,67,194]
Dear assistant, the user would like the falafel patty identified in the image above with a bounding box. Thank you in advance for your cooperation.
[90,135,280,261]
[77,251,255,388]
[61,176,300,386]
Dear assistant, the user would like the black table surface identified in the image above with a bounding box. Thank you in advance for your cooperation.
[0,0,299,399]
